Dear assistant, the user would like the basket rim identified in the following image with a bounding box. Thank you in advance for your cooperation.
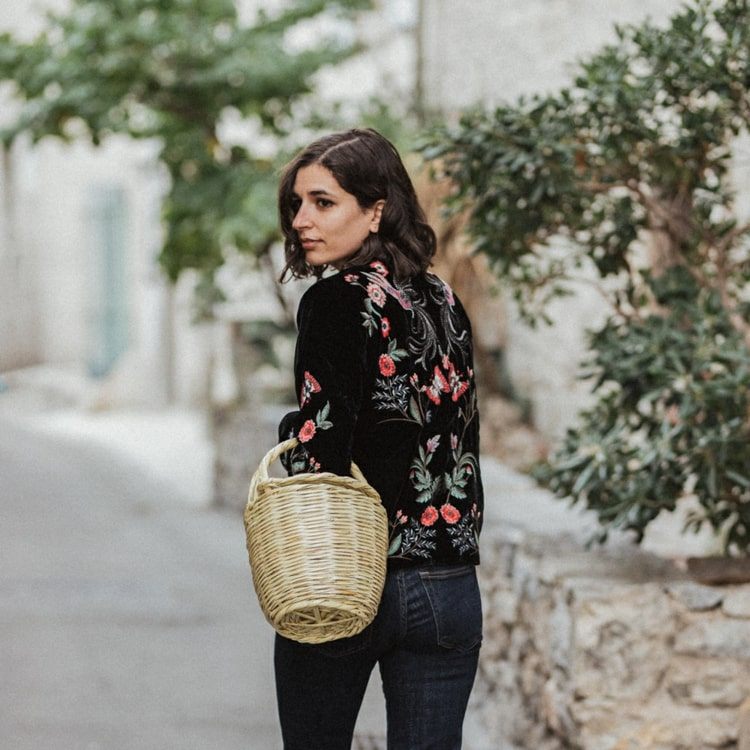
[246,438,382,513]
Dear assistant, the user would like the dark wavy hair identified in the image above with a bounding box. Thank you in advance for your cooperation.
[278,128,436,282]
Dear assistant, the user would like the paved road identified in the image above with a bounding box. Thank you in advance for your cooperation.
[1,415,392,749]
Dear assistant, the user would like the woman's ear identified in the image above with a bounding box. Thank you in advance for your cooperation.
[369,200,385,233]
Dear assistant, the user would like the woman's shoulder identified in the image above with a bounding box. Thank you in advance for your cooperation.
[297,268,371,328]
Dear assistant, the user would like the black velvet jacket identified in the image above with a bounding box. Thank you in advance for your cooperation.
[278,259,484,566]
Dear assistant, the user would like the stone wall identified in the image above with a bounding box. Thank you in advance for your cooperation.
[472,524,750,749]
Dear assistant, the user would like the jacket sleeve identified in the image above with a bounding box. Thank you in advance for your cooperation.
[277,278,368,476]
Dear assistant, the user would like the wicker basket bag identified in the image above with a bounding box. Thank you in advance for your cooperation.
[243,437,388,644]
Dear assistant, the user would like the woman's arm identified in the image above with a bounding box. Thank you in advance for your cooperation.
[278,278,368,476]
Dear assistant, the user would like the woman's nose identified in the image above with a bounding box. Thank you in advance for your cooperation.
[292,205,311,230]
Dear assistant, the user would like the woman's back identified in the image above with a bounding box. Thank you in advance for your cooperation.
[279,258,483,566]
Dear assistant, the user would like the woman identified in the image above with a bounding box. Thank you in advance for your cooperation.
[275,128,484,750]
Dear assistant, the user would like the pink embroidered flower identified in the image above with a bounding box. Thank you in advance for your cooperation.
[299,370,322,407]
[379,354,396,377]
[396,509,408,525]
[369,260,389,276]
[420,506,439,527]
[298,420,316,443]
[308,457,321,472]
[344,273,359,283]
[450,434,458,451]
[380,317,391,338]
[426,435,441,454]
[409,373,419,387]
[442,354,451,370]
[367,283,386,307]
[440,503,461,524]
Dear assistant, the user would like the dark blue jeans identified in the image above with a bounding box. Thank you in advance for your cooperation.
[274,563,482,750]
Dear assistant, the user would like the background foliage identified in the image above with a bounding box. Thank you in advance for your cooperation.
[423,0,750,554]
[0,0,387,318]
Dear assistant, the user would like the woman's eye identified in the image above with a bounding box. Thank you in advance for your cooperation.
[317,198,333,208]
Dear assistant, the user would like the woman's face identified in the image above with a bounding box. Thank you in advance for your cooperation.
[291,163,383,268]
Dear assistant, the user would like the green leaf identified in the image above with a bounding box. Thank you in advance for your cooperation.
[408,396,421,422]
[388,534,402,555]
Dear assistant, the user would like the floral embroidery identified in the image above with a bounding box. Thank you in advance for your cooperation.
[298,419,316,443]
[287,264,482,564]
[447,515,478,553]
[379,354,396,377]
[369,260,389,276]
[388,518,437,558]
[298,401,333,443]
[426,434,441,454]
[410,440,442,504]
[373,374,410,412]
[420,506,438,526]
[440,503,461,524]
[367,283,386,307]
[299,370,321,407]
[423,366,450,405]
[446,361,470,402]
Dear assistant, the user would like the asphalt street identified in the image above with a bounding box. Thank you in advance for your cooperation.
[0,414,390,749]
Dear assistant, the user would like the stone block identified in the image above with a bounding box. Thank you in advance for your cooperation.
[491,587,520,624]
[606,708,737,749]
[667,657,750,707]
[572,583,676,701]
[664,581,723,612]
[722,587,750,619]
[674,616,750,659]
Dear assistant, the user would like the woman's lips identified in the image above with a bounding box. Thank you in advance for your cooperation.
[301,239,321,249]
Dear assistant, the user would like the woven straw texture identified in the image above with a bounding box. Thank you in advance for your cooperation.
[244,438,388,644]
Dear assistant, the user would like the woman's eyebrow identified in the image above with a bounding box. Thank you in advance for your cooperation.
[292,188,336,199]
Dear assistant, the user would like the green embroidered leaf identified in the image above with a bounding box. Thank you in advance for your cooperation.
[388,534,402,554]
[317,420,333,430]
[361,311,377,335]
[408,396,421,422]
[318,402,330,421]
[415,490,432,504]
[449,485,468,500]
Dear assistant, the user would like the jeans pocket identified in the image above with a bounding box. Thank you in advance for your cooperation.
[316,622,374,658]
[418,565,483,653]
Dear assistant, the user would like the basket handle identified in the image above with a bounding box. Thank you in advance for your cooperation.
[246,437,368,508]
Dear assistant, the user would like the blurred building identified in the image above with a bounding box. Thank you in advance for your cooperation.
[0,0,211,406]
